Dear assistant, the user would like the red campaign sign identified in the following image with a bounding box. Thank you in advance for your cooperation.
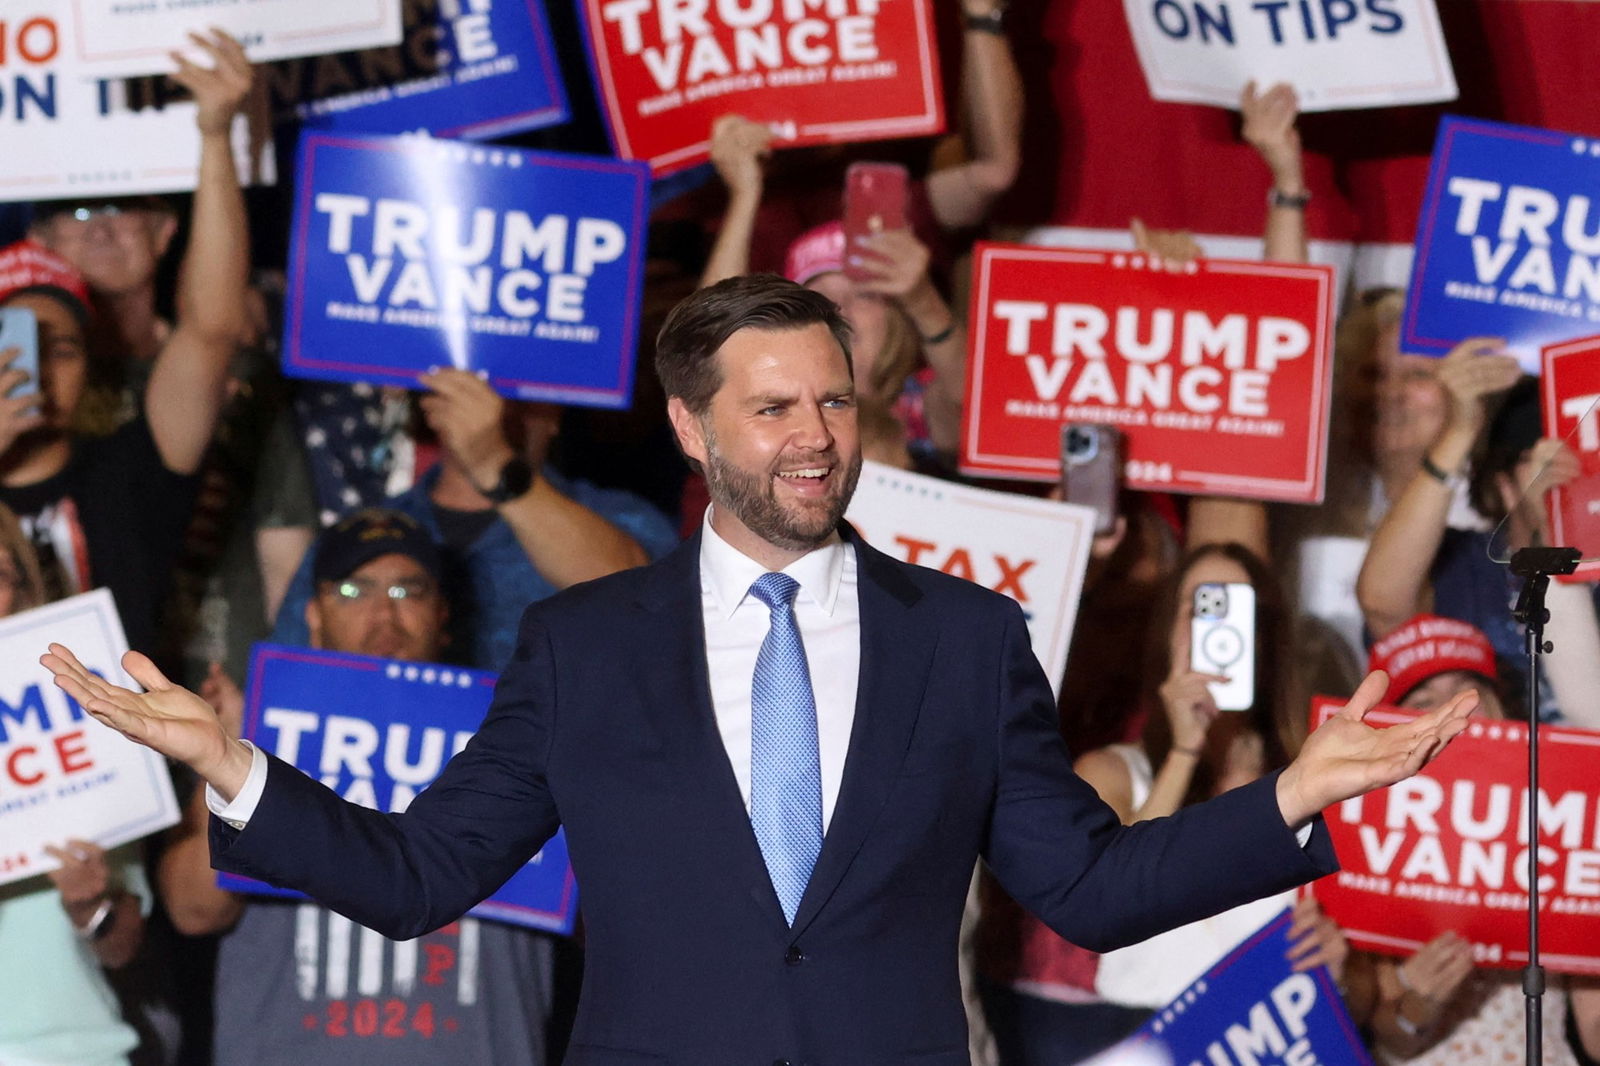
[1542,335,1600,582]
[1308,698,1600,976]
[576,0,943,175]
[961,244,1336,503]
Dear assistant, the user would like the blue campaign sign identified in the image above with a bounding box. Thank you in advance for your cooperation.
[1106,908,1373,1066]
[1404,116,1600,373]
[220,643,577,935]
[285,0,568,140]
[283,132,650,409]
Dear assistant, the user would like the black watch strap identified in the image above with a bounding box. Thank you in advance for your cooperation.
[484,457,535,504]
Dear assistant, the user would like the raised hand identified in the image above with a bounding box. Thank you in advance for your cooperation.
[418,367,515,496]
[1130,218,1201,272]
[1158,669,1225,756]
[169,28,254,137]
[1285,896,1348,982]
[1434,336,1521,440]
[1275,670,1477,827]
[709,114,773,201]
[41,643,253,799]
[0,346,44,456]
[1241,80,1303,190]
[1396,931,1475,1009]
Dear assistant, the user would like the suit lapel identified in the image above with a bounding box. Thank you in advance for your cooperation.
[629,533,790,931]
[791,532,936,935]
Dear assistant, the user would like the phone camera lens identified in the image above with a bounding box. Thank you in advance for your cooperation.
[1065,428,1097,461]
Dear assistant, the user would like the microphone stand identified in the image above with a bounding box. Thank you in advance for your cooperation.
[1508,545,1580,1066]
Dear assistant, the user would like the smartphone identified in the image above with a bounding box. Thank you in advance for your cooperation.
[842,162,909,283]
[0,307,38,399]
[1190,582,1256,711]
[1060,422,1123,536]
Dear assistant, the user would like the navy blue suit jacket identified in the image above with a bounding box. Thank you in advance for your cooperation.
[213,529,1337,1065]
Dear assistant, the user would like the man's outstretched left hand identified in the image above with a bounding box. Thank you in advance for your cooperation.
[1276,670,1477,829]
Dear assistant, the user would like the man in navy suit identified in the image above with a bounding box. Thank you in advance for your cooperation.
[47,275,1476,1065]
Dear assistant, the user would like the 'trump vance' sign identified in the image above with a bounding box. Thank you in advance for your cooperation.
[0,590,179,887]
[1310,698,1600,976]
[1123,0,1455,112]
[1404,117,1600,374]
[962,243,1335,503]
[223,644,577,934]
[1100,908,1373,1066]
[271,0,568,140]
[284,133,649,409]
[1542,335,1600,582]
[577,0,943,174]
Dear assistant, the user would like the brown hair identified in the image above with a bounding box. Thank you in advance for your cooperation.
[864,300,921,403]
[1139,542,1300,807]
[0,502,48,613]
[655,274,854,414]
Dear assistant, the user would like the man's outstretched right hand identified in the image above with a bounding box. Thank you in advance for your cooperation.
[42,643,253,801]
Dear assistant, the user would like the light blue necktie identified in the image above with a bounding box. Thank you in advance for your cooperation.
[748,572,824,926]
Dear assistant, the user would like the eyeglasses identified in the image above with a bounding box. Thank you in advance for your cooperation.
[67,204,126,222]
[331,577,438,604]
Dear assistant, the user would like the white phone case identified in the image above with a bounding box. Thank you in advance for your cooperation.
[1190,582,1256,711]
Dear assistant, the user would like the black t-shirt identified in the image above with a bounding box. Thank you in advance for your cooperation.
[0,419,199,657]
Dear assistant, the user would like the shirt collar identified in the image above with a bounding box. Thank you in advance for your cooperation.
[699,506,846,621]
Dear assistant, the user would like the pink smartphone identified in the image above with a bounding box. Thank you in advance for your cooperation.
[1060,423,1123,536]
[842,162,909,283]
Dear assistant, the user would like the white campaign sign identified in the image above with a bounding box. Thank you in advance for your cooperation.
[845,461,1096,696]
[65,0,403,78]
[0,9,272,202]
[1122,0,1457,111]
[0,590,178,887]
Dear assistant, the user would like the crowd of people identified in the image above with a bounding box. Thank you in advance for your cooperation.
[3,10,1599,1066]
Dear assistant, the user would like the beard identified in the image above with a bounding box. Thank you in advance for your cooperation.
[702,431,863,553]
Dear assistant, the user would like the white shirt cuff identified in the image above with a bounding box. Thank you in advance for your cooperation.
[205,741,267,830]
[1295,823,1313,849]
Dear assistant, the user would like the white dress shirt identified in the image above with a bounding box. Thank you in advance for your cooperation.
[698,508,859,832]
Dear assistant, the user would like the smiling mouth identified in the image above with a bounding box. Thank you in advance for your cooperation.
[776,467,830,481]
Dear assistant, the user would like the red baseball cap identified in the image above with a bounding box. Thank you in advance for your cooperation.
[0,240,92,321]
[1367,614,1498,703]
[784,221,845,285]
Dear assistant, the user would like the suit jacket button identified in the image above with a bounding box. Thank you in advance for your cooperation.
[773,1060,793,1066]
[784,946,805,965]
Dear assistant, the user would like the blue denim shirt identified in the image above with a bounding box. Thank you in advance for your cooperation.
[272,466,680,672]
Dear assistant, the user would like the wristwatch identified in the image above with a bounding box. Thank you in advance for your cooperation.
[1268,188,1312,209]
[483,457,535,504]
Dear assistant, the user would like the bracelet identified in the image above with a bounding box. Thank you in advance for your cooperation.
[1171,744,1203,758]
[1394,1010,1423,1037]
[1420,452,1456,485]
[921,322,956,345]
[1268,188,1311,210]
[74,896,116,941]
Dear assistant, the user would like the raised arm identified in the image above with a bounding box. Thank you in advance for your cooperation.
[925,0,1023,230]
[1356,339,1520,637]
[145,31,253,475]
[699,115,772,289]
[852,228,965,454]
[420,368,649,585]
[1241,81,1309,265]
